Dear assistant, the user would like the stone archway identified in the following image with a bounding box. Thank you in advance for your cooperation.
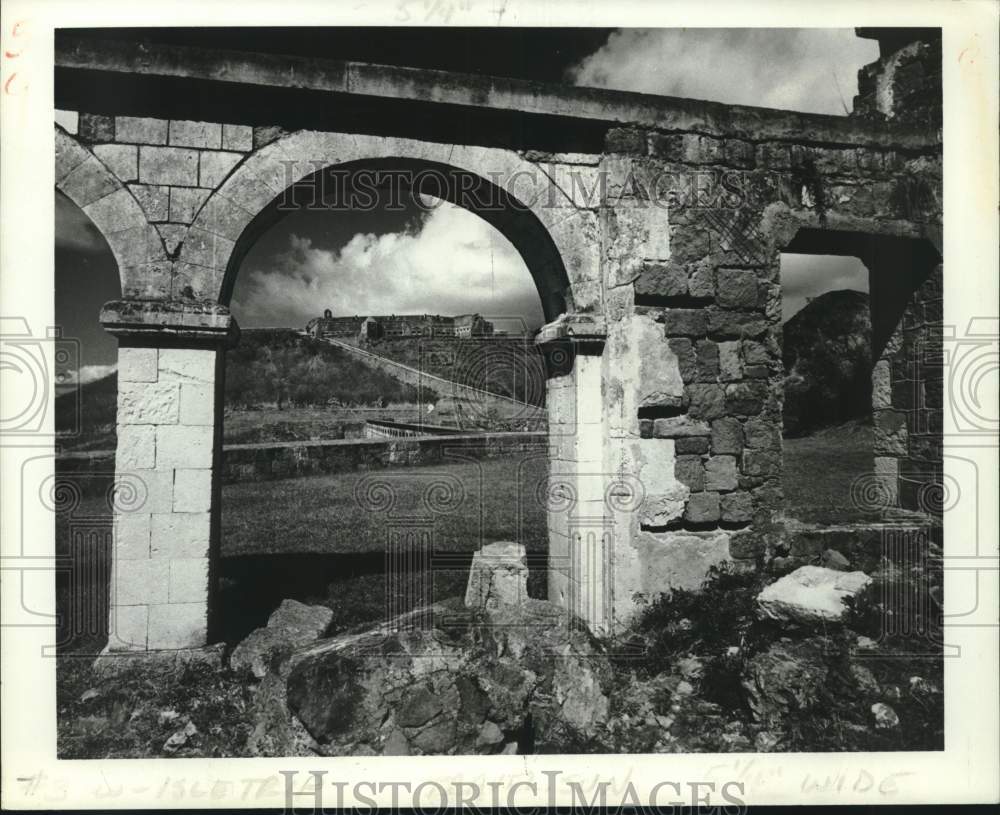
[174,131,596,313]
[99,131,608,650]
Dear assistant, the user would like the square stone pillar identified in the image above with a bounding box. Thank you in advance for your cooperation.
[100,300,236,651]
[537,313,611,632]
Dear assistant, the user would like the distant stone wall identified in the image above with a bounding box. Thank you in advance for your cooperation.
[222,432,546,483]
[316,336,546,425]
[58,431,546,487]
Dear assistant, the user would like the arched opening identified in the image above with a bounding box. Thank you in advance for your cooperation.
[53,188,122,653]
[779,229,942,526]
[215,161,562,642]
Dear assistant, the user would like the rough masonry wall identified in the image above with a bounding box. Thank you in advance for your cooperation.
[515,114,942,622]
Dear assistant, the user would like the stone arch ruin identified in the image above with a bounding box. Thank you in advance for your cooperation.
[54,28,943,651]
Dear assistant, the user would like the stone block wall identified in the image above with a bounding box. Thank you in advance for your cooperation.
[107,344,221,651]
[874,264,944,514]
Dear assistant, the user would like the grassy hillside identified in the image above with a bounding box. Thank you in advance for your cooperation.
[362,336,547,406]
[783,289,872,437]
[225,329,435,409]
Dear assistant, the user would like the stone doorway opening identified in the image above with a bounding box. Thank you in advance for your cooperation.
[775,229,943,573]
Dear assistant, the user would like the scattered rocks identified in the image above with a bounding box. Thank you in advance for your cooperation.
[157,709,180,725]
[464,542,528,611]
[475,721,504,749]
[851,664,881,697]
[756,565,872,625]
[231,600,334,679]
[821,549,851,571]
[909,675,941,695]
[79,688,100,703]
[163,721,198,754]
[871,702,899,729]
[742,639,830,728]
[754,730,781,751]
[855,635,879,650]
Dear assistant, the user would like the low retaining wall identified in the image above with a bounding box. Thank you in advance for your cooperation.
[56,432,548,489]
[222,431,547,483]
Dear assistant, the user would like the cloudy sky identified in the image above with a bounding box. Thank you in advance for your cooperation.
[56,28,874,376]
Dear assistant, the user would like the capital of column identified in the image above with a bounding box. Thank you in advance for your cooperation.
[534,312,607,353]
[100,299,240,347]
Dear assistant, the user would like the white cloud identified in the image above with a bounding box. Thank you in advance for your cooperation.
[56,363,117,386]
[231,201,543,330]
[781,254,869,322]
[568,29,878,116]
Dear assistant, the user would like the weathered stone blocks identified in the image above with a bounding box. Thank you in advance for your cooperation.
[156,425,214,469]
[873,409,908,456]
[131,184,170,222]
[140,146,200,186]
[169,120,223,149]
[756,565,872,625]
[465,541,528,610]
[716,269,759,309]
[684,491,720,524]
[108,605,149,651]
[720,491,753,524]
[118,346,158,383]
[79,113,115,142]
[151,512,212,559]
[222,124,254,152]
[711,417,743,455]
[118,381,180,425]
[686,384,726,420]
[635,262,687,300]
[718,341,742,381]
[635,314,684,409]
[663,308,708,336]
[148,602,209,649]
[93,143,138,181]
[172,469,213,513]
[114,558,170,606]
[117,424,156,469]
[704,455,738,491]
[169,558,210,603]
[199,150,243,187]
[116,116,168,145]
[168,186,212,223]
[674,456,705,492]
[635,530,731,595]
[114,514,151,560]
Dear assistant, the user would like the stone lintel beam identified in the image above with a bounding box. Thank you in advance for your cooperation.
[100,299,240,347]
[55,34,938,152]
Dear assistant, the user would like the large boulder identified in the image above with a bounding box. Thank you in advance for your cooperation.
[274,598,611,756]
[757,565,871,626]
[231,600,334,679]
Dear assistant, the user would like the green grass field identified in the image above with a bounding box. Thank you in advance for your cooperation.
[780,419,875,525]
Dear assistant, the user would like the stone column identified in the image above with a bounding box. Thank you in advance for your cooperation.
[100,300,236,652]
[537,314,610,632]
